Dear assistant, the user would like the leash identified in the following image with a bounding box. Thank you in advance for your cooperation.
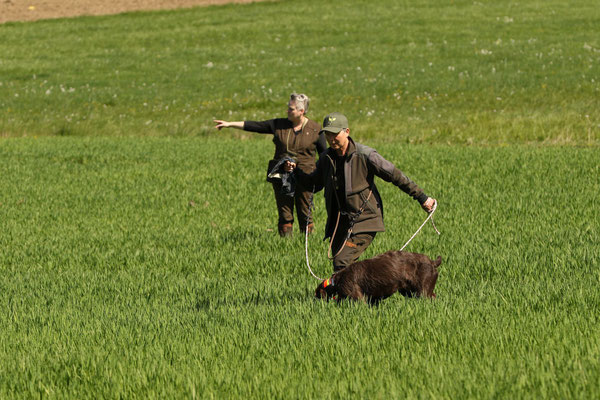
[304,189,325,281]
[399,199,440,251]
[327,190,373,260]
[304,193,441,281]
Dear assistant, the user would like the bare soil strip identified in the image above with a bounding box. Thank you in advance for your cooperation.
[1,0,266,24]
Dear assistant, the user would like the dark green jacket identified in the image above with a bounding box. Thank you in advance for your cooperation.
[300,137,428,238]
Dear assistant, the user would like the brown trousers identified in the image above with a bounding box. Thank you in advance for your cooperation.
[330,230,376,272]
[272,181,313,231]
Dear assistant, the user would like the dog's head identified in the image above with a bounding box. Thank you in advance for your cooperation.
[315,277,337,300]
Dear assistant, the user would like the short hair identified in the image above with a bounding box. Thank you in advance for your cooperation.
[290,93,310,114]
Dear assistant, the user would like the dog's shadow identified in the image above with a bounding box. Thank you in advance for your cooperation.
[192,288,314,311]
[193,278,434,310]
[314,294,421,307]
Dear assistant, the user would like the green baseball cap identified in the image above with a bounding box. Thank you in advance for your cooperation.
[320,112,348,134]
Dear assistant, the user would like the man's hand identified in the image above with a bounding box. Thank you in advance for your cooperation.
[422,197,436,213]
[283,161,296,173]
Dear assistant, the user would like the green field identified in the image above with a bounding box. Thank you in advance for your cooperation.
[1,0,599,398]
[1,0,598,144]
[1,138,598,398]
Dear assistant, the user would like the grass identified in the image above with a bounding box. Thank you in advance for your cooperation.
[0,137,599,398]
[0,0,598,144]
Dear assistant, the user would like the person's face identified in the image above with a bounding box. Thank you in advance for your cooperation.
[325,128,350,153]
[287,101,304,121]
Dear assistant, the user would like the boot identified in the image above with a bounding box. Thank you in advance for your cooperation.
[300,223,315,235]
[278,223,293,237]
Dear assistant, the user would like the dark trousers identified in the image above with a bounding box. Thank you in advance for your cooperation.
[330,230,376,272]
[272,181,313,230]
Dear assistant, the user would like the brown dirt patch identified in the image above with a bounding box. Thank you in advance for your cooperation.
[1,0,267,24]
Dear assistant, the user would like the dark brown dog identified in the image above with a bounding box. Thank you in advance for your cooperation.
[315,250,442,304]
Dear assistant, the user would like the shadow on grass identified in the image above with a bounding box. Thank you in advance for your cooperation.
[192,288,314,310]
[191,287,429,310]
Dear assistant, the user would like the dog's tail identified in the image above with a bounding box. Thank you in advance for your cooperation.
[433,256,442,268]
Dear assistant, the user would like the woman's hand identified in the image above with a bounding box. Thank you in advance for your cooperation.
[214,120,229,130]
[284,161,296,172]
[214,120,244,130]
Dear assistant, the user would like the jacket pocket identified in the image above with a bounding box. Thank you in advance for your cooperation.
[359,189,377,215]
[346,189,375,216]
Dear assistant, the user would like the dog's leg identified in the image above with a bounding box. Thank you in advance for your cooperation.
[423,271,439,298]
[347,286,366,303]
[335,293,347,304]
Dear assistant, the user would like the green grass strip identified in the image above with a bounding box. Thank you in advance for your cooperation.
[0,0,598,144]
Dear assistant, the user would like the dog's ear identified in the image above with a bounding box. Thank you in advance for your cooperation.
[433,256,442,268]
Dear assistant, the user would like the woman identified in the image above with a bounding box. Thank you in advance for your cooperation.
[214,93,327,237]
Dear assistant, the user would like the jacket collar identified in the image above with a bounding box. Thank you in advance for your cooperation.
[345,136,357,157]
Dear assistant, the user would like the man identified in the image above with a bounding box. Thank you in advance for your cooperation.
[287,112,436,272]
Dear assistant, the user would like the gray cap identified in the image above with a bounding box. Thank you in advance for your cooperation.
[320,112,348,134]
